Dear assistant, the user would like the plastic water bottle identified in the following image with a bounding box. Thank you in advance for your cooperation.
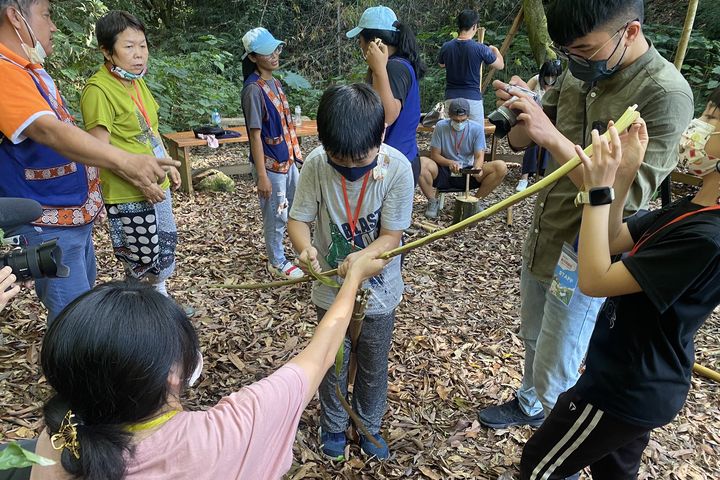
[211,110,222,127]
[294,106,302,126]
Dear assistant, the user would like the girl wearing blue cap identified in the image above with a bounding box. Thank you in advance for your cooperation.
[347,5,425,187]
[241,27,304,279]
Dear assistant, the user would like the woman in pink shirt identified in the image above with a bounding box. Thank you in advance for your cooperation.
[27,252,386,480]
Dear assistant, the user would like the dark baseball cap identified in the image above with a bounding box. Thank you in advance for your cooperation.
[448,98,470,116]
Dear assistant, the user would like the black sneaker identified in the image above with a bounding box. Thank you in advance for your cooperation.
[477,397,545,429]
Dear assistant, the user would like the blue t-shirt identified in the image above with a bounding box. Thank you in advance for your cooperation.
[430,119,486,168]
[438,39,496,101]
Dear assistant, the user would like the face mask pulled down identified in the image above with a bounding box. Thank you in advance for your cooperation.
[678,118,720,177]
[13,10,47,64]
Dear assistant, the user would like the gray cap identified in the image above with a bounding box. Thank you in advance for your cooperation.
[448,98,470,116]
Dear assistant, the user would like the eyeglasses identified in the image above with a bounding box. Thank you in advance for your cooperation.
[257,45,283,58]
[550,19,637,67]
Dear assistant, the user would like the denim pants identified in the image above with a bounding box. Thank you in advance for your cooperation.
[252,164,299,267]
[516,262,604,417]
[11,222,96,324]
[317,307,396,435]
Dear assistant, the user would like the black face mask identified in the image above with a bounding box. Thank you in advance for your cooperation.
[327,155,378,181]
[568,47,627,83]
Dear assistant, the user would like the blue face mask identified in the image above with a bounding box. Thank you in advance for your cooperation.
[109,63,147,81]
[328,155,378,182]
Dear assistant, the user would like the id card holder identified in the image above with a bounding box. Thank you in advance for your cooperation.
[150,134,167,159]
[549,242,579,306]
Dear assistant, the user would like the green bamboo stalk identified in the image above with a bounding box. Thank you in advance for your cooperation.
[214,106,639,290]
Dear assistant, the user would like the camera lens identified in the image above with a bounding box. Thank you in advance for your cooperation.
[487,105,517,138]
[0,239,69,281]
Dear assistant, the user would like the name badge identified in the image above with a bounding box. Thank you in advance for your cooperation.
[150,134,167,159]
[549,242,578,306]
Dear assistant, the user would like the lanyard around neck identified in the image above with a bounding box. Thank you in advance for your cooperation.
[451,127,467,155]
[629,205,720,257]
[126,410,180,433]
[110,68,154,132]
[341,172,371,247]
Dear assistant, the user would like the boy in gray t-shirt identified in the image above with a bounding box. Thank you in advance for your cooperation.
[418,98,508,219]
[288,84,413,460]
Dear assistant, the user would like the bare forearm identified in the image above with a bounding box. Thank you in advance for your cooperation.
[248,130,267,178]
[288,219,313,253]
[578,205,612,291]
[372,70,400,125]
[364,231,401,257]
[25,117,122,170]
[546,133,585,187]
[430,150,455,168]
[289,273,362,403]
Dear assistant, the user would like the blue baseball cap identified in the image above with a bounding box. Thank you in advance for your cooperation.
[346,6,399,38]
[241,28,285,59]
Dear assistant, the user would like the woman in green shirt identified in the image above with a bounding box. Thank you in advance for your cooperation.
[81,10,182,298]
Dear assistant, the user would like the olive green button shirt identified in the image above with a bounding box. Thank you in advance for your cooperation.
[524,44,693,281]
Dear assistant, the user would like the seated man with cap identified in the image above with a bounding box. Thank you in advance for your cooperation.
[419,98,507,218]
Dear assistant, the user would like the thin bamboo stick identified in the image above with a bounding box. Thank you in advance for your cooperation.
[215,106,639,290]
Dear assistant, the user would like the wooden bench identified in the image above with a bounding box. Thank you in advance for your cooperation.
[162,120,318,196]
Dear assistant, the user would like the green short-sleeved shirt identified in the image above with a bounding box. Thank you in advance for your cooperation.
[80,66,170,203]
[525,44,694,281]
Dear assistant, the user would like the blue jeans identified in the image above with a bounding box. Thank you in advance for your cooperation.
[12,222,96,324]
[516,262,604,417]
[252,164,299,267]
[317,307,396,435]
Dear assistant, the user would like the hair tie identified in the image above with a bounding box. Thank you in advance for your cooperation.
[50,410,81,460]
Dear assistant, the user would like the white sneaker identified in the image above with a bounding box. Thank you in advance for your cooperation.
[268,261,304,279]
[425,198,440,219]
[516,179,529,192]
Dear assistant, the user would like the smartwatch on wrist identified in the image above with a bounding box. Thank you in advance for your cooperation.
[574,186,615,207]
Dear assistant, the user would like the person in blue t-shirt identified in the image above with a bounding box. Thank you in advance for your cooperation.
[419,98,507,219]
[346,5,426,187]
[439,9,504,124]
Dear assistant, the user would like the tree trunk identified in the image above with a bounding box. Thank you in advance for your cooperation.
[674,0,700,71]
[522,0,553,66]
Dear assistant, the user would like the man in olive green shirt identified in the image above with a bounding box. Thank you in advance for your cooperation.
[477,0,693,440]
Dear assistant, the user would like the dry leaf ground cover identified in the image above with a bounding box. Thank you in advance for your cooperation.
[1,137,719,480]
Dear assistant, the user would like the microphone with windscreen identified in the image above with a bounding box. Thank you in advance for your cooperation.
[0,198,70,280]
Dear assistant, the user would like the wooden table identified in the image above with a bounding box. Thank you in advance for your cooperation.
[162,120,318,196]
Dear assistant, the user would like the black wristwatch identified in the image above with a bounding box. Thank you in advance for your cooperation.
[574,186,615,207]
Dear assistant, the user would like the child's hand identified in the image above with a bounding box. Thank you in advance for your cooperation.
[298,246,321,273]
[617,117,648,180]
[365,39,388,73]
[340,250,388,281]
[576,125,622,189]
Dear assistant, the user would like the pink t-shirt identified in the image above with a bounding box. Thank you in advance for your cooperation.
[124,363,308,480]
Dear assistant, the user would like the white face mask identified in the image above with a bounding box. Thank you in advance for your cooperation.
[678,118,720,177]
[188,352,203,387]
[13,9,47,64]
[451,120,468,132]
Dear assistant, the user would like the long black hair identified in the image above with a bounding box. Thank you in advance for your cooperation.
[41,281,200,480]
[360,23,426,80]
[242,54,259,81]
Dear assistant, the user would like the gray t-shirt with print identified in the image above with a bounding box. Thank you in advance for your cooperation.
[241,80,280,130]
[430,118,485,168]
[289,144,414,315]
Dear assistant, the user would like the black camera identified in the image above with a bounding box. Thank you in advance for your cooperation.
[0,198,69,281]
[487,84,541,138]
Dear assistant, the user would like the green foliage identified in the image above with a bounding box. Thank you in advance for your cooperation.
[645,24,720,114]
[141,36,240,131]
[0,442,55,470]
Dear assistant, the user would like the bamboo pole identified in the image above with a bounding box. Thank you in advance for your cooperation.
[217,105,639,290]
[694,363,720,382]
[481,7,524,93]
[478,26,486,94]
[673,0,700,71]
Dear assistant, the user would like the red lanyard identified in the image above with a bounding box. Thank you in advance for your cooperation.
[341,172,371,247]
[451,127,466,155]
[28,69,73,123]
[629,205,720,256]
